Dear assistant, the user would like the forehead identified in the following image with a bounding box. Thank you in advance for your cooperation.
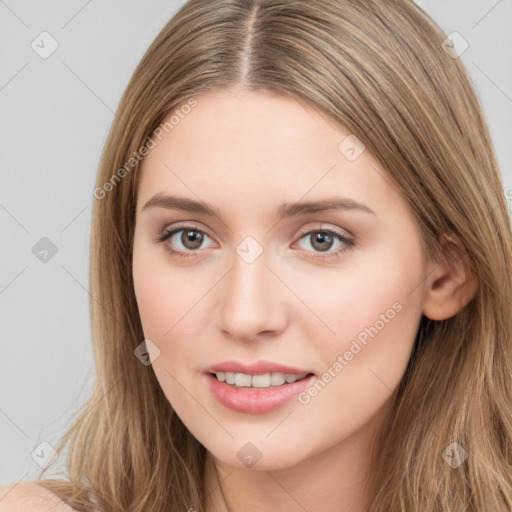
[136,89,396,219]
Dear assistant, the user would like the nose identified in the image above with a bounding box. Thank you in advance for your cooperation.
[215,244,288,342]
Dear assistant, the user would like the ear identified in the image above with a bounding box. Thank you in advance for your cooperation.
[422,231,478,321]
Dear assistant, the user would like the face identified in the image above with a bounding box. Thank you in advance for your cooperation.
[132,87,428,471]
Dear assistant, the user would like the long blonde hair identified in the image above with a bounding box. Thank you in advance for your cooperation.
[37,0,512,510]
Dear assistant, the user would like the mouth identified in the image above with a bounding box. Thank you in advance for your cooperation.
[206,371,317,414]
[209,371,315,389]
[204,360,317,413]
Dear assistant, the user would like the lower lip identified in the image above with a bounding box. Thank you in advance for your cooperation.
[206,373,315,414]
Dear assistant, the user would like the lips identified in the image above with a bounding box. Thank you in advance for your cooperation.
[203,360,316,414]
[205,372,317,414]
[204,360,314,376]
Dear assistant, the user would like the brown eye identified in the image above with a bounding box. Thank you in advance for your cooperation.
[295,228,355,260]
[180,229,204,250]
[309,231,335,252]
[156,225,214,257]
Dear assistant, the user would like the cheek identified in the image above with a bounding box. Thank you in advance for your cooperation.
[133,273,176,340]
[293,298,419,454]
[293,241,422,346]
[132,243,215,393]
[295,244,424,418]
[289,290,422,460]
[132,241,201,340]
[132,250,202,410]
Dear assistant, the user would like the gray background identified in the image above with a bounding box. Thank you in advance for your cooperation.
[1,0,511,484]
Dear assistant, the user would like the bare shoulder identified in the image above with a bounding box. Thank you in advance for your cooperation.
[0,482,76,511]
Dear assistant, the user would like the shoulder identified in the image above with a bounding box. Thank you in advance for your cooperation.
[0,482,76,511]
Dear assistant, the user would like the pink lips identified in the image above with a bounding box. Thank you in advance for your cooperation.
[204,360,313,375]
[204,360,315,414]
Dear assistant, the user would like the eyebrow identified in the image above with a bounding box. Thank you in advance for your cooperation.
[141,193,376,219]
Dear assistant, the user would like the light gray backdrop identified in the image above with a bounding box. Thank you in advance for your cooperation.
[1,0,511,485]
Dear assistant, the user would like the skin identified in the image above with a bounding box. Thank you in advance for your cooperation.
[132,87,476,512]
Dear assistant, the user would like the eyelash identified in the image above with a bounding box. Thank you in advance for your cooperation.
[154,222,355,260]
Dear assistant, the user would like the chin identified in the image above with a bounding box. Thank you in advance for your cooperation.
[205,437,311,472]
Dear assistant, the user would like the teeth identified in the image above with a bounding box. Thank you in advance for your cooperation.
[270,373,286,386]
[215,371,309,388]
[235,373,252,387]
[252,374,271,387]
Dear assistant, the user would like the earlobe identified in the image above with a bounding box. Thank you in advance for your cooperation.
[422,231,478,321]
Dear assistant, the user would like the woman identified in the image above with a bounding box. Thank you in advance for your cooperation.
[2,0,511,510]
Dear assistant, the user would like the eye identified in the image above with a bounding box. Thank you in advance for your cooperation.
[294,227,354,259]
[155,223,215,258]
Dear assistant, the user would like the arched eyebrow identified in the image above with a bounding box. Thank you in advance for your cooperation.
[141,193,376,220]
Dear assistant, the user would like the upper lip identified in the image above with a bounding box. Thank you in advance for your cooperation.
[204,360,314,376]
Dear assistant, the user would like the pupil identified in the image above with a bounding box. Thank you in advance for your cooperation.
[183,230,202,249]
[313,232,332,252]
